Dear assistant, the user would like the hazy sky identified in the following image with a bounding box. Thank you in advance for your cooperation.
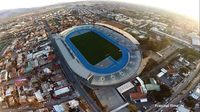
[0,0,199,20]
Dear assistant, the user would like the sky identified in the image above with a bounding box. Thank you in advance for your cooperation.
[0,0,199,21]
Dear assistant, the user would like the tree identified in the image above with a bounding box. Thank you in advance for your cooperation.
[102,105,109,112]
[148,84,172,102]
[180,48,200,62]
[179,67,189,74]
[187,55,197,62]
[147,40,159,51]
[184,96,196,108]
[160,84,172,97]
[128,104,137,112]
[161,38,171,48]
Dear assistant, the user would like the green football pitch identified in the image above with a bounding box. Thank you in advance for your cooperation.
[70,31,122,65]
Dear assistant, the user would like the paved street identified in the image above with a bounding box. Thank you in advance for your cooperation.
[59,61,101,112]
[43,20,101,112]
[151,44,179,63]
[146,62,200,112]
[172,73,200,105]
[141,50,180,79]
[160,73,200,112]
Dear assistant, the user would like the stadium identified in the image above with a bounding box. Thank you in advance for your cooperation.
[53,23,142,86]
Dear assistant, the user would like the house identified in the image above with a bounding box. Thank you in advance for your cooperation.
[130,85,147,103]
[157,72,165,78]
[68,99,79,108]
[53,102,69,112]
[54,86,70,97]
[145,78,160,91]
[0,70,8,83]
[130,92,146,102]
[157,68,168,78]
[145,84,160,91]
[34,90,44,102]
[176,105,190,112]
[190,83,200,100]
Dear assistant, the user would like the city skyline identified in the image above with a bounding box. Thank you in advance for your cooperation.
[0,0,199,21]
[0,1,199,112]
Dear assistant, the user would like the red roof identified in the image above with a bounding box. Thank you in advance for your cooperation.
[130,85,146,100]
[51,74,64,82]
[130,92,146,100]
[47,53,56,61]
[136,86,142,93]
[15,78,27,86]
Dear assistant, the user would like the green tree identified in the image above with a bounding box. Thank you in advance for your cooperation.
[179,67,189,74]
[149,84,172,102]
[184,96,196,108]
[180,48,200,62]
[161,38,171,48]
[128,104,137,112]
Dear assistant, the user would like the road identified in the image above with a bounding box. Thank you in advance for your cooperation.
[42,20,52,37]
[59,60,101,112]
[171,73,200,104]
[44,20,101,112]
[159,65,200,112]
[0,38,14,56]
[146,62,200,112]
[154,30,200,51]
[141,50,180,79]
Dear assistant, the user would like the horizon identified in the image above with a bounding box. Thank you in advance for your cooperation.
[0,0,200,112]
[0,0,199,21]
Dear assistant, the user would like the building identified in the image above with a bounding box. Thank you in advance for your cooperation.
[129,86,147,103]
[157,68,168,78]
[188,32,200,46]
[190,83,200,100]
[116,77,148,103]
[0,70,8,83]
[176,105,190,112]
[192,37,200,46]
[52,23,141,86]
[129,77,148,103]
[117,81,134,95]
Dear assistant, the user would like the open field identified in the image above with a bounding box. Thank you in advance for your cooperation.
[70,31,122,65]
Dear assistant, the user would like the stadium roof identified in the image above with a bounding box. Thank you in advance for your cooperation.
[54,24,141,86]
[192,36,200,46]
[117,81,134,94]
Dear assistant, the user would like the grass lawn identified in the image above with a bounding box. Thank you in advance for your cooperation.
[0,42,8,52]
[70,31,122,65]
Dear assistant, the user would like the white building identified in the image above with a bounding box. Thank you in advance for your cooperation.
[68,99,79,108]
[192,36,200,46]
[188,32,200,46]
[157,71,165,78]
[190,83,200,100]
[117,81,134,94]
[0,70,8,83]
[176,105,190,112]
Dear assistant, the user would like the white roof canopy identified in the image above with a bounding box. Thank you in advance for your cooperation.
[117,81,134,94]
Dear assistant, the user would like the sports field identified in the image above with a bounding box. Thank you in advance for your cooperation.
[70,31,122,65]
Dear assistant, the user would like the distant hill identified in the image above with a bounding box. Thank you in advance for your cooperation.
[0,2,69,21]
[0,1,96,22]
[0,8,37,20]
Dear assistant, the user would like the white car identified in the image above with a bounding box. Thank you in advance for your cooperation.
[0,70,8,83]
